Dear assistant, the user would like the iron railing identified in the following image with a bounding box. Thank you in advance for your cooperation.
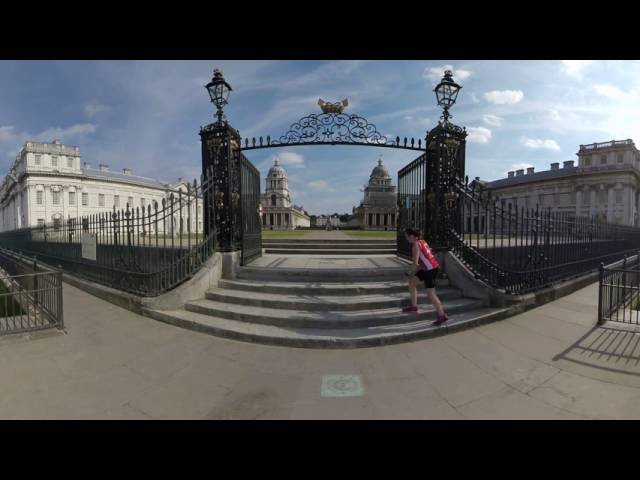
[0,171,216,297]
[447,176,640,295]
[598,255,640,325]
[239,151,262,265]
[0,248,63,335]
[397,153,428,258]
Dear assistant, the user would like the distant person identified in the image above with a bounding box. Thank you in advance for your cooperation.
[402,227,448,326]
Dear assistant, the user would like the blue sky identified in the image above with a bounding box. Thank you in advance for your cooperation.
[1,60,640,215]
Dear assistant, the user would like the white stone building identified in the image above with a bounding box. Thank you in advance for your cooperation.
[479,139,640,227]
[0,139,202,234]
[315,215,342,228]
[352,158,398,230]
[260,159,310,229]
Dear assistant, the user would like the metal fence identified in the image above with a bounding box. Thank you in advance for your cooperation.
[598,256,640,325]
[0,248,63,335]
[448,177,640,295]
[0,172,216,297]
[240,152,262,265]
[397,153,428,258]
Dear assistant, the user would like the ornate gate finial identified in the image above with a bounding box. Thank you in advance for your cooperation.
[318,98,349,114]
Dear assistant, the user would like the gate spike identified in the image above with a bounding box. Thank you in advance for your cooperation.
[396,136,400,146]
[411,138,415,148]
[418,139,422,149]
[245,138,249,148]
[252,138,256,147]
[267,135,271,145]
[404,137,407,147]
[259,136,263,146]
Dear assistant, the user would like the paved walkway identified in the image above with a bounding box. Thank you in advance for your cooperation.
[2,280,640,419]
[249,253,408,269]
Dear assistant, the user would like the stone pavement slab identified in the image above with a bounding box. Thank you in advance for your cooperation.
[4,280,640,418]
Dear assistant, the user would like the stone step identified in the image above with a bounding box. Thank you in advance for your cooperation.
[143,306,511,349]
[262,242,396,249]
[236,266,410,282]
[262,239,396,244]
[205,287,462,311]
[265,248,397,255]
[217,279,449,295]
[183,297,484,329]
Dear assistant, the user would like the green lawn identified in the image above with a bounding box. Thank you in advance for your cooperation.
[261,230,312,239]
[345,230,397,239]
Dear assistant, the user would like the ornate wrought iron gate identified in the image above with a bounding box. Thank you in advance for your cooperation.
[397,153,428,259]
[239,152,262,265]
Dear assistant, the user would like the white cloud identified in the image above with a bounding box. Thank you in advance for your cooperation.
[593,84,628,100]
[84,103,112,117]
[272,152,305,168]
[482,114,503,127]
[0,126,16,142]
[509,162,533,172]
[467,127,492,144]
[308,179,336,192]
[560,60,595,78]
[470,92,480,104]
[423,64,472,83]
[484,90,524,105]
[36,123,97,141]
[522,137,560,151]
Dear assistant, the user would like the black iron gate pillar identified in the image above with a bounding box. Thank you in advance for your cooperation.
[200,68,242,252]
[425,70,467,251]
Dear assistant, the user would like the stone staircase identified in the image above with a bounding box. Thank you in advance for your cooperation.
[143,262,510,348]
[262,238,396,255]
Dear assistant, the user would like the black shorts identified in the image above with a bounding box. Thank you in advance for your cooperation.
[415,268,439,289]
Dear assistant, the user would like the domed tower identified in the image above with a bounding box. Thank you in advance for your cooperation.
[265,158,291,208]
[354,157,397,230]
[260,158,310,230]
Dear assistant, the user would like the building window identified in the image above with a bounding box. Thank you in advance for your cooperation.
[37,191,43,205]
[114,195,120,208]
[52,191,60,205]
[583,156,591,166]
[35,154,41,166]
[53,217,61,230]
[616,190,623,204]
[37,219,44,227]
[617,154,624,164]
[51,156,58,168]
[600,155,607,165]
[127,196,133,207]
[99,194,105,207]
[67,157,73,168]
[271,194,276,207]
[69,191,75,205]
[82,192,88,206]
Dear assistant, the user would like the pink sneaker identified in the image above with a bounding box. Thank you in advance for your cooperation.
[402,306,418,313]
[433,314,449,326]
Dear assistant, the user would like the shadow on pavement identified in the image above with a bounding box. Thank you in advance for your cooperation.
[553,323,640,376]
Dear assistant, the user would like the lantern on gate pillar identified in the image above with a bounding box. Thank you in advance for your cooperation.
[434,70,462,124]
[205,68,233,124]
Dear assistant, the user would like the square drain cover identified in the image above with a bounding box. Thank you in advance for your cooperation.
[321,375,364,397]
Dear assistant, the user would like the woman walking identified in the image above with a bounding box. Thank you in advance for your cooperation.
[402,228,448,326]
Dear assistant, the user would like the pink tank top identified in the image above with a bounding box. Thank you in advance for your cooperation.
[416,240,439,271]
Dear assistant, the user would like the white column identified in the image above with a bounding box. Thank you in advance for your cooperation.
[623,185,631,225]
[590,189,596,218]
[607,187,615,222]
[576,190,582,217]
